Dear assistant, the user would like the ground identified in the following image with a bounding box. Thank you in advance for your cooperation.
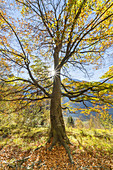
[0,127,113,169]
[0,143,112,169]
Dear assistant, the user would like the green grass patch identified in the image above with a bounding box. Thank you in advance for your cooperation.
[66,127,113,154]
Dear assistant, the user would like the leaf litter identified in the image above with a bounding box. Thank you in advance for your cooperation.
[0,142,113,170]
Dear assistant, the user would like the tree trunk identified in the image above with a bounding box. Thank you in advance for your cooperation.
[49,70,68,144]
[47,47,74,163]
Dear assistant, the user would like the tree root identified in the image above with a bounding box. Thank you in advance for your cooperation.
[34,143,45,151]
[48,137,57,151]
[65,136,73,145]
[62,141,74,164]
[47,131,74,164]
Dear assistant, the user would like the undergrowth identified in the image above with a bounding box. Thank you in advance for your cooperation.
[0,123,113,169]
[0,110,113,169]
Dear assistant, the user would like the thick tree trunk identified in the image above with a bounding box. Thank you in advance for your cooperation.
[47,47,74,163]
[49,71,68,144]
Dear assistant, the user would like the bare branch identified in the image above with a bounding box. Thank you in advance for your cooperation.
[0,13,27,59]
[0,96,50,101]
[57,3,113,69]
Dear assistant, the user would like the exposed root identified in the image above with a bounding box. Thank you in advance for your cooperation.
[45,126,74,164]
[48,137,57,151]
[34,144,45,151]
[65,136,73,145]
[47,138,74,164]
[47,131,74,164]
[61,140,74,164]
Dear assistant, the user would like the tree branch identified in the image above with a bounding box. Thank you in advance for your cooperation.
[0,13,27,59]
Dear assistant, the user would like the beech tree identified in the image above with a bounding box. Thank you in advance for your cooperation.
[0,0,113,163]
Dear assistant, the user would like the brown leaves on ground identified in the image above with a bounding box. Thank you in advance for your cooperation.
[0,143,113,170]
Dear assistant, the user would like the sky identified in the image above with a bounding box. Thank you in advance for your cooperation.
[70,46,113,82]
[1,0,113,83]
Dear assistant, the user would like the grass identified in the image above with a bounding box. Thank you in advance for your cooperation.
[0,126,48,151]
[0,122,113,153]
[66,127,113,155]
[0,123,113,169]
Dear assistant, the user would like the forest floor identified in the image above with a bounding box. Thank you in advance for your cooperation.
[0,127,113,169]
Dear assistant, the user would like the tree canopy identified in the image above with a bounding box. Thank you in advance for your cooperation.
[0,0,113,163]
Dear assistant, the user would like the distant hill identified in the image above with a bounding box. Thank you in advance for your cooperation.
[63,79,113,120]
[63,99,113,120]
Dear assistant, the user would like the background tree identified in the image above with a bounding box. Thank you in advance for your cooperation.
[0,0,113,163]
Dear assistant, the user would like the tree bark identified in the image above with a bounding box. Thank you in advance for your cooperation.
[49,69,68,144]
[48,47,74,163]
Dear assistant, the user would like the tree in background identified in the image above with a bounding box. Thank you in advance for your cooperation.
[0,0,113,163]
